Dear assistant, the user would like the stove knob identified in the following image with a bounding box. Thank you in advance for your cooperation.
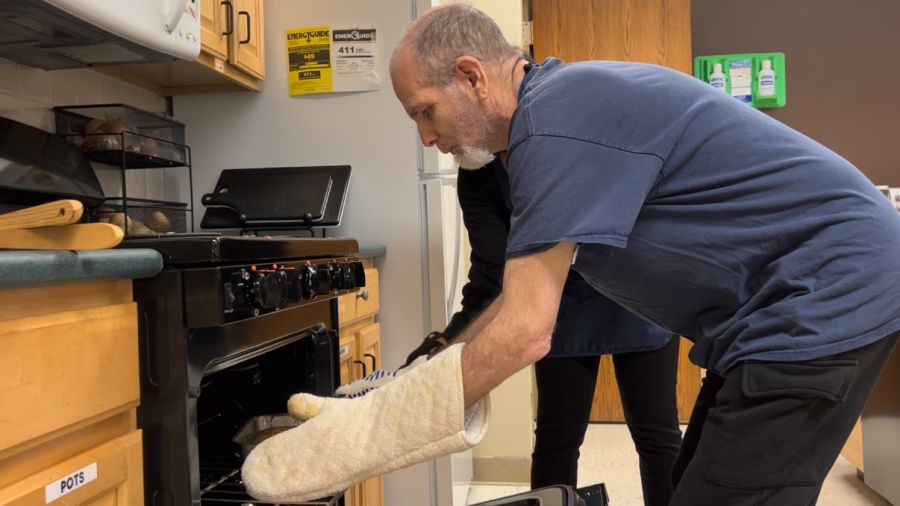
[251,272,283,311]
[315,264,333,295]
[352,262,366,288]
[330,263,343,290]
[300,264,317,300]
[336,263,353,290]
[285,269,303,302]
[223,282,236,313]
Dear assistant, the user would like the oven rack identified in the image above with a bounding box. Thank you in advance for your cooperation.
[200,457,343,505]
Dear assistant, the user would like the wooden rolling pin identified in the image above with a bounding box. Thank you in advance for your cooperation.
[0,200,124,250]
[0,199,83,231]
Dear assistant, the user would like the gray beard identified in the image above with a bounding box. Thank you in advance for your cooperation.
[454,145,496,170]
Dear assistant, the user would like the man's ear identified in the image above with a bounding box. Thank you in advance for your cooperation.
[453,56,489,99]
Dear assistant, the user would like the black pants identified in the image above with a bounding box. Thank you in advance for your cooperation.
[671,332,900,506]
[532,336,682,506]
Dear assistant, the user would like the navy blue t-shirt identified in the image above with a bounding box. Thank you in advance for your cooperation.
[506,58,900,373]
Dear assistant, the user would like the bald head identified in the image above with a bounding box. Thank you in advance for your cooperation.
[391,4,520,87]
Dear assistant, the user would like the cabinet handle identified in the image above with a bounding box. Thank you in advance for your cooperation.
[238,11,251,44]
[356,289,369,301]
[353,359,368,379]
[221,0,234,36]
[364,353,377,371]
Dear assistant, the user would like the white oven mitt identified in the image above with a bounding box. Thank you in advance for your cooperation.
[241,343,489,503]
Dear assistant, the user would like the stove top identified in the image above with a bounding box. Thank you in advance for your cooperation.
[120,233,359,266]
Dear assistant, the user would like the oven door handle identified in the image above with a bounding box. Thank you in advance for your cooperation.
[353,359,368,379]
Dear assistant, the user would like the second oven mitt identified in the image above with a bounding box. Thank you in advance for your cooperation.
[241,343,489,503]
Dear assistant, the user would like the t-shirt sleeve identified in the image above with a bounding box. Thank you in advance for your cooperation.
[505,133,664,258]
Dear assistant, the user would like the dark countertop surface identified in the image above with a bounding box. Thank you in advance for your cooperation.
[0,249,163,289]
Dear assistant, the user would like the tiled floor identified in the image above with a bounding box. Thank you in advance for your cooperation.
[464,423,892,505]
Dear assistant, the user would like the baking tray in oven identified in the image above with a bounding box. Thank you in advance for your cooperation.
[232,414,302,459]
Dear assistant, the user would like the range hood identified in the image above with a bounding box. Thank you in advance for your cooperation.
[0,0,201,70]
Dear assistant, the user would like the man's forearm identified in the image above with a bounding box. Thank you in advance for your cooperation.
[449,295,502,346]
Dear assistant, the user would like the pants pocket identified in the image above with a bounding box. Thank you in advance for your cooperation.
[704,359,858,490]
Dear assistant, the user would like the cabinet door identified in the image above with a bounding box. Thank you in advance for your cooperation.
[354,323,383,506]
[339,334,358,386]
[360,475,383,506]
[200,0,229,59]
[0,430,143,505]
[231,0,266,79]
[356,323,381,374]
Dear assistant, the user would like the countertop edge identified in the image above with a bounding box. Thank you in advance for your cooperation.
[0,249,164,289]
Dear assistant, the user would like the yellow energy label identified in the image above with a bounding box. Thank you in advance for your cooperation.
[285,26,332,95]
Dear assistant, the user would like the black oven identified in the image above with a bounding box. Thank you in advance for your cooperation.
[129,234,362,505]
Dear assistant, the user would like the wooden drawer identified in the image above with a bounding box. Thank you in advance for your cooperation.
[0,430,143,505]
[336,293,358,326]
[0,303,139,453]
[338,268,380,326]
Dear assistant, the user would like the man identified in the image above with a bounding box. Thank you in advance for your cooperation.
[242,5,900,505]
[406,154,682,503]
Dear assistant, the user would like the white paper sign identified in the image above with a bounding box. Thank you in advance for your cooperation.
[45,462,98,503]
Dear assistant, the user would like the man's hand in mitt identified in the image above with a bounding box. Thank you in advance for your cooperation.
[241,343,489,503]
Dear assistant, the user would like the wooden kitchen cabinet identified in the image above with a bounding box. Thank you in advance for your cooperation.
[102,0,266,93]
[0,280,144,505]
[337,261,383,506]
[200,0,265,80]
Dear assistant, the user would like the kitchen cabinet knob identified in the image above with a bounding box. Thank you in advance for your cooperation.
[356,289,369,301]
[364,353,377,371]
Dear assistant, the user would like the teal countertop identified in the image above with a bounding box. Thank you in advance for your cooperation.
[0,249,163,289]
[358,244,386,259]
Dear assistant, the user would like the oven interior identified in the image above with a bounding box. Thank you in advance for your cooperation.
[196,330,342,505]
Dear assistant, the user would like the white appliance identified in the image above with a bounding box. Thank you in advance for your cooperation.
[174,1,471,504]
[0,0,200,69]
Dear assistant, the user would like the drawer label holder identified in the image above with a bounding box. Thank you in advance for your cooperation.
[45,462,97,503]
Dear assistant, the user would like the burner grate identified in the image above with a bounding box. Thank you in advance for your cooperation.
[199,457,343,506]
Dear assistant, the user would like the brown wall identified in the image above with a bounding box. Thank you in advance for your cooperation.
[692,0,900,185]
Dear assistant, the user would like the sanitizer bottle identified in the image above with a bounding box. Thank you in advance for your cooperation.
[709,63,726,91]
[758,59,776,97]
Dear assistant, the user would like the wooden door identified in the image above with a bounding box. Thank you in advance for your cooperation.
[231,0,266,79]
[199,0,229,59]
[531,0,700,422]
[532,0,692,73]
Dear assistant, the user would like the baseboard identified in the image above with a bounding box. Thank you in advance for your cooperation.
[472,456,531,484]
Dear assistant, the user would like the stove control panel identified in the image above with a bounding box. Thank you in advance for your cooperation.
[184,258,366,327]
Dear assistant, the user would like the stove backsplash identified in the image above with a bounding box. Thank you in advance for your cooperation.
[0,57,183,204]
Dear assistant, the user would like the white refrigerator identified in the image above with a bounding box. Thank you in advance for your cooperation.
[174,0,471,504]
